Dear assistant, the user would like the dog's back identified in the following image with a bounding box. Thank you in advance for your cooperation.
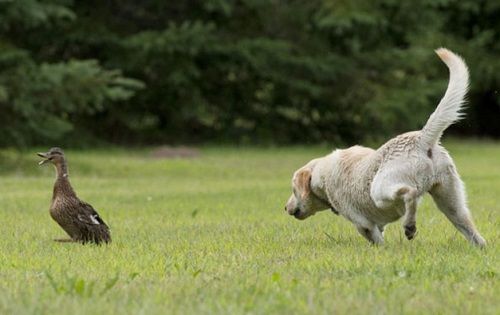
[373,49,470,192]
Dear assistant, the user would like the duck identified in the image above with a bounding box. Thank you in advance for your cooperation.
[37,147,111,244]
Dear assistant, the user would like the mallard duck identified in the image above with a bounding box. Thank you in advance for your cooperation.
[37,147,111,244]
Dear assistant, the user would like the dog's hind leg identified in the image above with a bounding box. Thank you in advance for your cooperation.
[430,166,486,247]
[398,187,419,240]
[371,180,419,240]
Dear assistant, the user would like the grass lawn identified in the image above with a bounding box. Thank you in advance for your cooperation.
[0,141,498,314]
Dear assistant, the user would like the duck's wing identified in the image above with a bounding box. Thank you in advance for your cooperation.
[73,201,112,244]
[76,201,108,227]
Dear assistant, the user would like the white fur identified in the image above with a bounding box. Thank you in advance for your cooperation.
[285,48,486,247]
[421,48,469,147]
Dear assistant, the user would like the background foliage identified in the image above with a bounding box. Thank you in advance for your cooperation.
[1,0,499,147]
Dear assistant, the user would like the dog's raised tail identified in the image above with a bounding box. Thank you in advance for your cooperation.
[421,48,469,147]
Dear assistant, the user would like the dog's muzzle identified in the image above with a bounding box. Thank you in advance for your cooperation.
[291,209,308,220]
[285,205,302,218]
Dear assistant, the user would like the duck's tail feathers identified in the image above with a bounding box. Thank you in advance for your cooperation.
[80,225,111,245]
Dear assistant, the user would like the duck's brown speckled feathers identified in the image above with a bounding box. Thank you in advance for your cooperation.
[39,147,111,245]
[50,197,112,244]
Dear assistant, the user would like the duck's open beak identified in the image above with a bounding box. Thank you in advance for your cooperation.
[37,152,49,165]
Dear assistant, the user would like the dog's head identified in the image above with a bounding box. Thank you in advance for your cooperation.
[285,160,331,220]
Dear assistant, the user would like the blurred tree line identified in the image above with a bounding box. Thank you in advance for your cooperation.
[0,0,499,147]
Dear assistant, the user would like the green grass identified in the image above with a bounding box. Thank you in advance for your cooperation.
[0,141,498,314]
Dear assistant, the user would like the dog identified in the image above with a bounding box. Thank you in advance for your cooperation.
[284,48,486,247]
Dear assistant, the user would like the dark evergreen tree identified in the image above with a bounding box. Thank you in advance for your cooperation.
[0,0,498,147]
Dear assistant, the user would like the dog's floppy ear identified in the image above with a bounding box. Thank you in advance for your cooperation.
[295,168,312,199]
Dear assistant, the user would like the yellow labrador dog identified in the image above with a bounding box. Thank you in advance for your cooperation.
[285,48,486,247]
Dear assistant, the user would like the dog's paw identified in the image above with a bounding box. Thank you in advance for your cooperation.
[472,234,486,248]
[404,225,417,240]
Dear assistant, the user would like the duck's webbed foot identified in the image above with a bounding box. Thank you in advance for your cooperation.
[53,238,76,243]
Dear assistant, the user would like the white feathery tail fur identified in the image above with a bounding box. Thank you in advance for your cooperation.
[420,48,469,147]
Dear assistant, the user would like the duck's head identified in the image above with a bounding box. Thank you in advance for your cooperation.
[37,147,65,166]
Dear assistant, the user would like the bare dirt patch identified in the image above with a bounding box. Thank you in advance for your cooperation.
[151,146,200,159]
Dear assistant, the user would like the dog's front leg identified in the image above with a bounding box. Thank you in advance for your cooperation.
[345,211,384,245]
[356,224,384,245]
